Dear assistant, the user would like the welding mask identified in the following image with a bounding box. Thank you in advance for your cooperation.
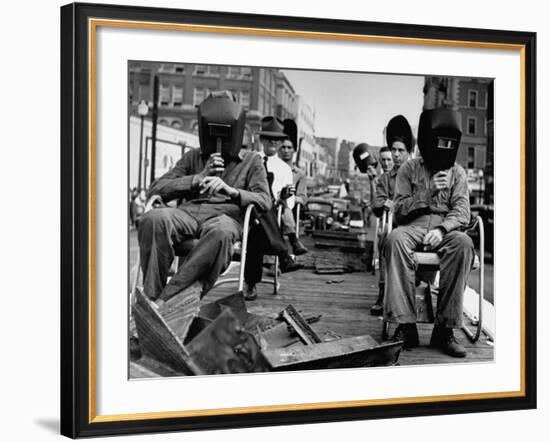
[386,115,413,153]
[417,109,462,171]
[197,91,246,160]
[353,143,378,173]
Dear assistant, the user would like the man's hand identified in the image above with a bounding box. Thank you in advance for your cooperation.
[199,176,239,198]
[366,165,377,180]
[430,170,449,192]
[280,184,296,200]
[197,153,225,181]
[423,228,444,250]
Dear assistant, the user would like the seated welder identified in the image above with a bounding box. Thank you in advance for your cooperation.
[137,91,271,304]
[384,108,474,358]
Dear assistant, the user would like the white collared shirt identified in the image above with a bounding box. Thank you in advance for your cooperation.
[263,153,295,209]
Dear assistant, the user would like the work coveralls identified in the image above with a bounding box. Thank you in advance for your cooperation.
[383,158,474,328]
[138,148,271,301]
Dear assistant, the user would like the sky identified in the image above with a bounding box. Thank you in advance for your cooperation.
[281,69,424,146]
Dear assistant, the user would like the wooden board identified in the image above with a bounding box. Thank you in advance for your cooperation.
[132,289,202,375]
[263,335,402,370]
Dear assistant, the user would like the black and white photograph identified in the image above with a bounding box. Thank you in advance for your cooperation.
[127,61,495,377]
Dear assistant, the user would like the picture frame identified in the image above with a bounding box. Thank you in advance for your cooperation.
[60,2,537,438]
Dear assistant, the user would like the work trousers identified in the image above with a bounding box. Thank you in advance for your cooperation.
[244,208,288,286]
[138,204,241,301]
[378,230,387,288]
[383,223,474,328]
[280,207,297,236]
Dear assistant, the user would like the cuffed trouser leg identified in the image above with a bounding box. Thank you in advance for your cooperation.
[244,209,287,286]
[434,231,474,327]
[244,221,268,286]
[383,226,425,324]
[138,207,198,300]
[280,208,296,236]
[160,214,241,300]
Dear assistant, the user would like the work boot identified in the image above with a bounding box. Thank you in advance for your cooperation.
[392,323,419,350]
[290,239,309,256]
[430,325,467,358]
[370,285,385,316]
[244,283,257,301]
[279,253,304,273]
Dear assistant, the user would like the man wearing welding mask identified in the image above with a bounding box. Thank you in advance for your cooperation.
[384,109,474,358]
[137,91,272,303]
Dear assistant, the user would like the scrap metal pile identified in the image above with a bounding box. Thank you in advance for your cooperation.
[131,287,403,376]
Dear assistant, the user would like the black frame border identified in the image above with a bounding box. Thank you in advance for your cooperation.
[60,2,537,438]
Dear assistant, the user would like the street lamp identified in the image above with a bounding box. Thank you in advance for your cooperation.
[137,100,149,190]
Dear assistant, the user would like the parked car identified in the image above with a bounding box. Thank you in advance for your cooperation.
[304,197,352,231]
[332,198,350,225]
[348,209,364,229]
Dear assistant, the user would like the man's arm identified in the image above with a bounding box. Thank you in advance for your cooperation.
[372,174,390,218]
[294,170,308,206]
[236,154,272,212]
[393,161,432,224]
[147,150,199,202]
[436,166,471,233]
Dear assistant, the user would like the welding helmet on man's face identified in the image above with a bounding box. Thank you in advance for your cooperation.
[197,91,246,159]
[353,143,378,173]
[417,109,462,171]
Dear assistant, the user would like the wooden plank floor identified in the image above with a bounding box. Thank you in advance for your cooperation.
[129,229,494,376]
[205,233,494,367]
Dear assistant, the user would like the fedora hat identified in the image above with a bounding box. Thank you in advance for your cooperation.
[257,116,288,139]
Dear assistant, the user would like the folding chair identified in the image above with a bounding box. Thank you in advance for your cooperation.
[372,210,393,275]
[381,214,485,343]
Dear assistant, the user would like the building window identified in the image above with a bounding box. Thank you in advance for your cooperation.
[468,90,478,108]
[241,67,252,79]
[207,65,220,76]
[240,91,250,108]
[158,63,174,72]
[468,146,475,169]
[227,66,241,78]
[174,64,185,73]
[171,120,182,129]
[194,65,206,75]
[159,119,169,126]
[467,116,477,135]
[159,84,170,106]
[193,87,208,106]
[172,86,183,107]
[138,85,150,102]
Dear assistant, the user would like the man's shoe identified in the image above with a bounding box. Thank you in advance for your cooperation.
[291,239,309,256]
[392,323,419,349]
[430,325,467,358]
[244,283,257,301]
[279,253,304,273]
[370,303,383,316]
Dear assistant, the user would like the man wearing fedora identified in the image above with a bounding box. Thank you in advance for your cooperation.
[243,116,303,301]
